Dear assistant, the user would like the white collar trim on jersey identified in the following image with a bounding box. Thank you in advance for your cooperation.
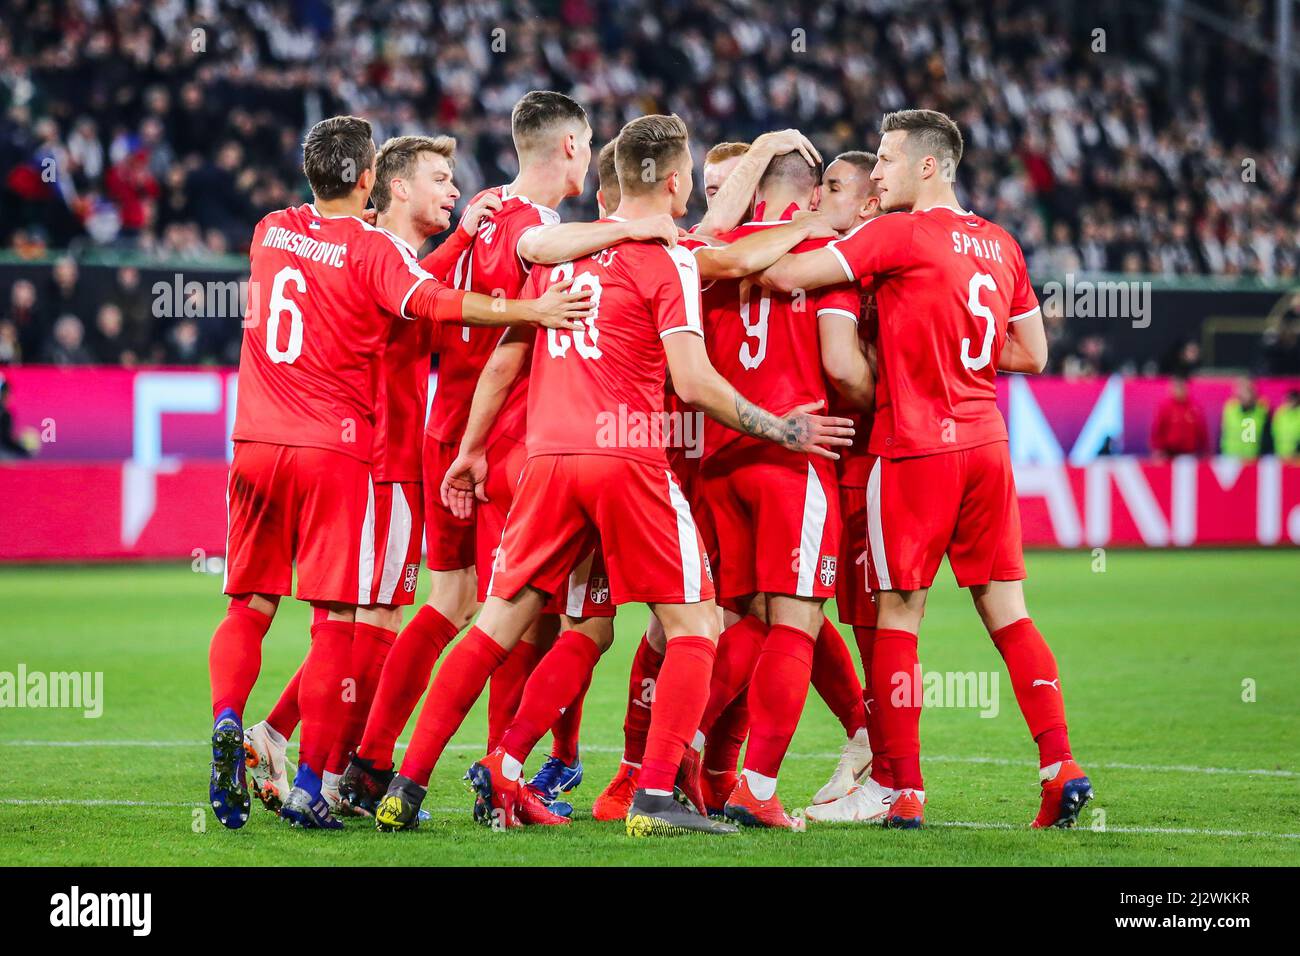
[922,204,974,216]
[500,184,559,217]
[741,218,794,226]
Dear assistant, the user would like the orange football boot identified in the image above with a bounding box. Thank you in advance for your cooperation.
[883,788,926,828]
[591,761,639,821]
[723,775,797,829]
[465,748,522,829]
[1031,759,1094,828]
[675,747,708,816]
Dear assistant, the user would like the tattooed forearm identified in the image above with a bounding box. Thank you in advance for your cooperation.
[734,392,807,450]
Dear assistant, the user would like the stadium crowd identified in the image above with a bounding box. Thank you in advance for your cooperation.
[0,0,1296,369]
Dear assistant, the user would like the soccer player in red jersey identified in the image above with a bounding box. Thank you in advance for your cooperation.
[372,114,853,836]
[761,109,1092,829]
[206,115,592,830]
[660,150,873,829]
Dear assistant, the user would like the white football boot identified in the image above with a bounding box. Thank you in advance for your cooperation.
[804,776,894,823]
[811,727,873,804]
[243,720,292,814]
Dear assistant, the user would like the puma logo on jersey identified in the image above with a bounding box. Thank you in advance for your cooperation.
[1032,678,1060,690]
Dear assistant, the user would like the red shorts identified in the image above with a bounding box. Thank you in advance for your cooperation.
[223,440,370,605]
[422,436,476,571]
[702,447,841,601]
[865,441,1026,591]
[489,454,715,606]
[669,451,720,588]
[835,478,878,627]
[362,481,424,607]
[476,438,615,618]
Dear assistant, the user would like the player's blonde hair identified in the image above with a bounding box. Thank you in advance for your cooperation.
[616,114,690,196]
[371,135,457,213]
[881,110,963,167]
[597,138,621,210]
[705,141,750,166]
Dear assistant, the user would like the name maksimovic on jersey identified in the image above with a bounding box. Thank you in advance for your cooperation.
[595,404,703,458]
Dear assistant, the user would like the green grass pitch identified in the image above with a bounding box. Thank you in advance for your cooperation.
[1,550,1297,867]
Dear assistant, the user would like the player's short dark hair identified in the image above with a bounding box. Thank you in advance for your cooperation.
[833,150,877,173]
[705,141,749,166]
[511,91,589,156]
[372,134,457,213]
[881,109,964,168]
[616,114,689,196]
[758,150,823,193]
[597,139,620,209]
[302,115,376,201]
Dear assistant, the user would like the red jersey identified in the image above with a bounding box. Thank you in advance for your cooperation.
[425,187,558,444]
[522,232,704,465]
[697,223,860,461]
[827,206,1039,459]
[233,203,456,462]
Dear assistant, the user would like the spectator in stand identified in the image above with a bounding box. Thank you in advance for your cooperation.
[0,375,32,459]
[3,280,41,360]
[88,303,137,366]
[1160,338,1203,377]
[42,315,94,366]
[1271,390,1300,461]
[1150,375,1207,459]
[40,258,91,333]
[1220,377,1271,459]
[0,321,19,365]
[163,318,203,365]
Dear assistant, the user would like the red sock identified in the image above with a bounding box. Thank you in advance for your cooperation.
[702,687,749,773]
[621,632,663,765]
[486,640,540,752]
[811,617,866,737]
[742,624,816,779]
[991,617,1072,767]
[640,635,717,793]
[551,653,599,765]
[853,625,892,788]
[265,662,303,739]
[209,603,273,719]
[296,618,354,777]
[325,622,396,775]
[698,615,767,734]
[873,628,923,791]
[501,631,602,765]
[357,605,458,770]
[399,627,510,786]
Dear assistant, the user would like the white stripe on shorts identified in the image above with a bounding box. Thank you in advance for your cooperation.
[376,485,414,605]
[795,461,829,596]
[665,470,702,603]
[865,457,892,591]
[357,477,376,606]
[565,550,596,617]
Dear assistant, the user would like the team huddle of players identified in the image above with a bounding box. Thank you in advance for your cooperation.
[206,89,1094,838]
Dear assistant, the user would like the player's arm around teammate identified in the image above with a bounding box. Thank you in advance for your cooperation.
[696,129,821,237]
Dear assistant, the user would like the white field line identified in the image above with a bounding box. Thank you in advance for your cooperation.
[1,797,1298,841]
[1,739,1294,779]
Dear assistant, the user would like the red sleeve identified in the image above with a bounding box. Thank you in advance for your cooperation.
[362,229,444,320]
[650,246,704,338]
[420,227,473,282]
[1008,239,1040,321]
[814,283,861,324]
[826,214,912,283]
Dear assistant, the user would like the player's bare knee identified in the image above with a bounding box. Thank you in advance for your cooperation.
[563,615,616,652]
[231,593,280,618]
[766,593,823,637]
[358,604,403,632]
[972,580,1028,634]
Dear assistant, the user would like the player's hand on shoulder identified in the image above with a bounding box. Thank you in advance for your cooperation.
[440,450,490,520]
[459,192,503,237]
[624,214,678,247]
[360,207,379,227]
[530,276,594,331]
[780,400,855,460]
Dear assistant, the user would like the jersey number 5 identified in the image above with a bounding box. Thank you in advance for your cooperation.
[960,272,997,372]
[265,266,306,365]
